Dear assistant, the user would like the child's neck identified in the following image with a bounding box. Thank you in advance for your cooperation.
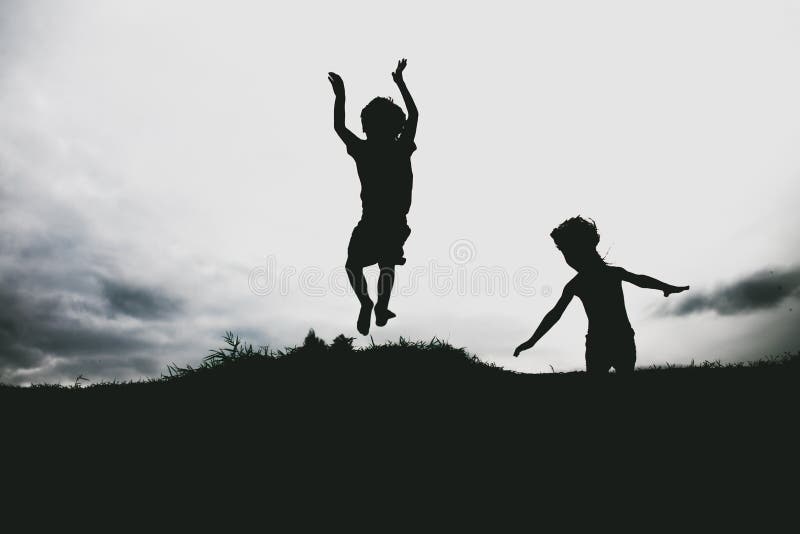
[578,254,605,272]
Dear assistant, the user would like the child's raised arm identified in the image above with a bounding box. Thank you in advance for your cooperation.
[391,59,418,143]
[514,282,575,357]
[328,72,361,146]
[616,267,689,297]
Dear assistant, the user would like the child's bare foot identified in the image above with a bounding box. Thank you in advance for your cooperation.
[374,307,396,327]
[357,301,373,335]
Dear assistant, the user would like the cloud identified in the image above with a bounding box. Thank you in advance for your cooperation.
[661,266,800,316]
[101,278,180,319]
[0,282,165,374]
[0,33,189,383]
[0,218,184,382]
[0,59,280,385]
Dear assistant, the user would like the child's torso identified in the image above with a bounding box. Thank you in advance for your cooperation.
[572,267,634,341]
[351,140,414,217]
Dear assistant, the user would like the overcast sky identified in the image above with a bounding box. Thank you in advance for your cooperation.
[1,0,799,384]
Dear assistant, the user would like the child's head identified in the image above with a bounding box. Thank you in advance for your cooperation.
[550,216,604,271]
[361,97,406,140]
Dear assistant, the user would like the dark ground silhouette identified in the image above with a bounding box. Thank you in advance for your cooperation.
[4,330,797,517]
[329,59,418,336]
[515,216,690,374]
[4,330,797,431]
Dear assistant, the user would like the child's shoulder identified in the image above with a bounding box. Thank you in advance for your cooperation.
[570,265,625,289]
[345,137,367,157]
[564,274,581,293]
[605,265,626,276]
[605,265,631,281]
[394,136,417,156]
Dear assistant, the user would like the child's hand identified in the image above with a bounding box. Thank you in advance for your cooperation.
[513,341,533,357]
[391,58,407,84]
[328,72,345,96]
[663,285,690,297]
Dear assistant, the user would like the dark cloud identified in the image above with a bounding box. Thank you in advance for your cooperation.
[0,268,179,382]
[0,115,184,384]
[662,266,800,316]
[101,278,180,319]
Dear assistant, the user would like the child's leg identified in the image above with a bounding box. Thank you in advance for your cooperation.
[586,357,611,375]
[346,260,373,335]
[346,261,371,305]
[376,263,395,310]
[375,262,397,327]
[612,338,636,375]
[585,341,612,375]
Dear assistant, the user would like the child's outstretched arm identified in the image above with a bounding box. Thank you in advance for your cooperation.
[617,268,689,297]
[514,283,575,357]
[328,72,361,146]
[391,59,418,142]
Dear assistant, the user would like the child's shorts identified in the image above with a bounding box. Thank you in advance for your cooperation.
[347,215,411,267]
[585,333,636,375]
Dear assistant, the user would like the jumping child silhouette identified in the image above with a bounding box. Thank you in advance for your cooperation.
[513,217,689,374]
[328,59,418,335]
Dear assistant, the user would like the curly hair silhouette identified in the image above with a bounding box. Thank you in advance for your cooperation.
[550,216,601,252]
[360,97,406,140]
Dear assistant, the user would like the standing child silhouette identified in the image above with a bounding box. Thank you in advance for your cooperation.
[514,217,689,374]
[328,59,419,335]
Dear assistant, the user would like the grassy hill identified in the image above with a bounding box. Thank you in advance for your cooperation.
[4,330,797,507]
[3,329,797,422]
[4,328,797,393]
